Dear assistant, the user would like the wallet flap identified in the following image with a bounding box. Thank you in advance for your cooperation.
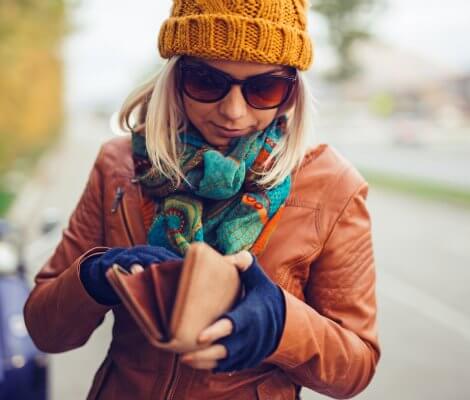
[106,264,165,342]
[170,242,241,351]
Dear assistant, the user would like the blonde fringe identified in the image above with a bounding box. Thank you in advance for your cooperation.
[118,57,316,190]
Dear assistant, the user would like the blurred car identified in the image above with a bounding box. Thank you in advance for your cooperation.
[0,220,48,400]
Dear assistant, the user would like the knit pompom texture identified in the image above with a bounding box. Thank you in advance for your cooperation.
[158,0,314,70]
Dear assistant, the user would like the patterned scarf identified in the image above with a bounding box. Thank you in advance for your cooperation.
[132,116,291,256]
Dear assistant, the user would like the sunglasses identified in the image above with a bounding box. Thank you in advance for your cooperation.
[178,58,297,110]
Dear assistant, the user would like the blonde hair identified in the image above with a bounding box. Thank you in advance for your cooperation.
[118,56,316,189]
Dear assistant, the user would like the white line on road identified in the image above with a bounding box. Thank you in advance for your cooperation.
[378,270,470,343]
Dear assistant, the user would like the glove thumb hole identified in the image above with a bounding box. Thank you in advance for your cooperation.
[240,258,269,290]
[227,251,253,273]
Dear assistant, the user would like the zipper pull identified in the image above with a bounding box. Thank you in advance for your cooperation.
[111,186,124,213]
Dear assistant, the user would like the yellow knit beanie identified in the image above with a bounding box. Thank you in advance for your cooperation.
[158,0,314,71]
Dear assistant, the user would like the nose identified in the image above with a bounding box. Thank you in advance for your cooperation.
[217,84,247,121]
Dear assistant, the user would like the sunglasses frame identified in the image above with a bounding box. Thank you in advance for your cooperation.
[178,57,297,110]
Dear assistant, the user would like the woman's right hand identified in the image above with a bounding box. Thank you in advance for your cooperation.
[79,245,182,305]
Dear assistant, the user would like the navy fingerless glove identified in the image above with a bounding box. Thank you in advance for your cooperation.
[80,245,182,305]
[213,255,286,373]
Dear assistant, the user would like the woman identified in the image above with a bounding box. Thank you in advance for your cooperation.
[24,0,381,399]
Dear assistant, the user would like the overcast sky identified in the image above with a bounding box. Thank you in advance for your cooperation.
[63,0,470,109]
[374,0,470,70]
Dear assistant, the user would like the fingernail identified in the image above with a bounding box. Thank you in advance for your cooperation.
[130,264,144,274]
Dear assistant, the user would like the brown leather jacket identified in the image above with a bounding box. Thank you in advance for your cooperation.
[24,137,380,399]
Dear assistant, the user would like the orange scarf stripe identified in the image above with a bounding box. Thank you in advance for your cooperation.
[250,205,286,256]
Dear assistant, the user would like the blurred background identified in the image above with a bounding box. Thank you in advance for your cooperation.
[0,0,469,399]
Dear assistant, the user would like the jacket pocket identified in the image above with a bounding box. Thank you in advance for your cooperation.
[256,370,296,400]
[86,356,114,400]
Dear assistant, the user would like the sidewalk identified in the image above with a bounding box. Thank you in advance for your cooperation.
[9,110,115,400]
[8,112,109,242]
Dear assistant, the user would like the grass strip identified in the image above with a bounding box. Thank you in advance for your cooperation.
[0,189,15,217]
[359,168,470,209]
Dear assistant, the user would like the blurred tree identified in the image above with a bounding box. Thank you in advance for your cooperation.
[312,0,383,82]
[0,0,67,214]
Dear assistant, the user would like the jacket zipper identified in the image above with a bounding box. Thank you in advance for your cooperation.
[111,186,124,213]
[111,186,135,246]
[164,354,181,400]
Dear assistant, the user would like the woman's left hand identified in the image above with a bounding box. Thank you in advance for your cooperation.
[180,250,286,373]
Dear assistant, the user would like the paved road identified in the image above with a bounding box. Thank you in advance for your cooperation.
[304,188,470,400]
[336,141,470,191]
[11,113,470,399]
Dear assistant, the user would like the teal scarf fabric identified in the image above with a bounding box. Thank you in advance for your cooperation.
[132,116,291,256]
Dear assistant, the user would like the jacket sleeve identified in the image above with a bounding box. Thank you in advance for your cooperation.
[23,146,112,353]
[264,174,381,399]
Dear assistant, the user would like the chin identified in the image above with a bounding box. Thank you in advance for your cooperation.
[210,138,232,148]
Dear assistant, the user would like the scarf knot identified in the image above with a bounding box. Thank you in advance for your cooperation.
[132,116,291,256]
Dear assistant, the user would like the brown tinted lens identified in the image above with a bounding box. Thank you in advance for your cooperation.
[245,76,291,108]
[182,66,228,102]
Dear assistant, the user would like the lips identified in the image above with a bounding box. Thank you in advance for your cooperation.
[212,122,248,137]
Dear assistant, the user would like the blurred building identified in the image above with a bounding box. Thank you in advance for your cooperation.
[340,38,470,124]
[447,74,470,115]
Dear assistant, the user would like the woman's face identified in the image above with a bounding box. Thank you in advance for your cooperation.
[181,58,295,150]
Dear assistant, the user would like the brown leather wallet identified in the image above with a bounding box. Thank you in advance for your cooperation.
[105,242,241,353]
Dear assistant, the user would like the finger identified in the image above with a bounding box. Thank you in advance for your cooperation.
[182,359,217,370]
[181,344,227,364]
[198,318,233,344]
[130,264,144,274]
[223,251,253,272]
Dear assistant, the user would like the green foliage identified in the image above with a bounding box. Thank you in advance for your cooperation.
[369,92,395,117]
[313,0,383,81]
[361,168,470,209]
[0,0,67,214]
[0,189,15,217]
[0,0,65,46]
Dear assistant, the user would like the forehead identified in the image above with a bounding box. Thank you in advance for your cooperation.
[187,56,288,79]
